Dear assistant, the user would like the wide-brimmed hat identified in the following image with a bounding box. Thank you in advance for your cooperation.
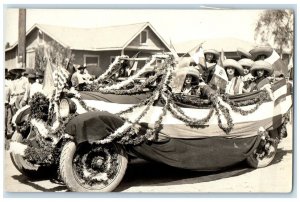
[237,48,252,59]
[27,73,37,79]
[249,45,273,61]
[78,64,87,70]
[251,60,274,76]
[223,59,244,76]
[176,67,200,84]
[10,63,26,74]
[238,58,254,69]
[5,70,13,79]
[36,71,44,78]
[204,49,220,61]
[23,68,35,76]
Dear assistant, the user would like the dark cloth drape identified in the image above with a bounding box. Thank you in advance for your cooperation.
[65,111,125,144]
[127,135,261,171]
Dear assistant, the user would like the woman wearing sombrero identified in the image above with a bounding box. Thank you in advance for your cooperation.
[172,67,200,96]
[249,45,273,61]
[201,49,220,84]
[248,60,274,92]
[223,59,245,95]
[238,58,254,91]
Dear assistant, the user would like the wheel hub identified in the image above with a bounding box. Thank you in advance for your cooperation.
[91,156,105,169]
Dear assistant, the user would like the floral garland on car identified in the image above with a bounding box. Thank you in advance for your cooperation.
[9,93,74,166]
[9,53,284,175]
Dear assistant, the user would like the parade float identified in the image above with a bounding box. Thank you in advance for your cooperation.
[9,54,292,192]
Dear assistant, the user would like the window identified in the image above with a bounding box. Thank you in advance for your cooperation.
[110,56,116,63]
[84,55,99,67]
[140,30,148,44]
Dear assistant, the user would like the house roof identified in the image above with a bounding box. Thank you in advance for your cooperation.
[174,37,257,54]
[6,22,171,52]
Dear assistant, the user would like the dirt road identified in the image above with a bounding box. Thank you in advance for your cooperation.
[4,123,293,193]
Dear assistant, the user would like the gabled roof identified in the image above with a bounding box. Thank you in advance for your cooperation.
[6,22,171,52]
[174,37,256,54]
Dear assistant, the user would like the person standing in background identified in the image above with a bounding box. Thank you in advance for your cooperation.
[5,68,14,138]
[8,64,29,114]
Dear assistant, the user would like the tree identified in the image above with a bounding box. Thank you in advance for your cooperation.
[254,10,294,56]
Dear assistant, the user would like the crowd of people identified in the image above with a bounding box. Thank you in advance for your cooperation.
[177,45,281,97]
[5,65,45,138]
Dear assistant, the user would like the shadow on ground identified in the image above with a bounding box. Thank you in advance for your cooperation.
[7,148,291,192]
[115,148,292,192]
[10,174,68,192]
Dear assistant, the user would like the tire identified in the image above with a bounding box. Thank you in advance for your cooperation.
[60,141,128,192]
[246,136,278,168]
[10,131,55,178]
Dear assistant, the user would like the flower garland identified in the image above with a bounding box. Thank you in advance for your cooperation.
[278,110,291,139]
[22,135,55,165]
[95,72,163,95]
[97,57,157,91]
[73,144,119,186]
[93,90,161,145]
[15,93,76,166]
[220,89,271,116]
[94,56,123,83]
[165,92,215,128]
[213,99,234,134]
[117,64,173,144]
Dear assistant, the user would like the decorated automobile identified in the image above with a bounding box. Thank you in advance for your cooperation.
[9,54,292,192]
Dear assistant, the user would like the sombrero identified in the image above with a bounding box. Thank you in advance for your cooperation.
[78,64,87,70]
[9,63,26,74]
[36,71,44,78]
[249,45,273,61]
[176,66,200,84]
[223,59,244,76]
[237,48,252,59]
[251,60,274,76]
[27,73,37,79]
[23,68,35,76]
[238,58,254,69]
[204,49,220,60]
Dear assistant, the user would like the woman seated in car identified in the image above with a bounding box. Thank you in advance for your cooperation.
[247,60,274,92]
[223,59,245,95]
[238,58,254,92]
[181,68,200,96]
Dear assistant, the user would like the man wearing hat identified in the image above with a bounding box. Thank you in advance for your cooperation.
[8,64,29,113]
[223,59,245,95]
[22,70,45,105]
[5,68,14,138]
[71,64,93,90]
[21,71,37,106]
[247,60,274,92]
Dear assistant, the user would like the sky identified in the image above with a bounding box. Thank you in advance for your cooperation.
[4,8,264,46]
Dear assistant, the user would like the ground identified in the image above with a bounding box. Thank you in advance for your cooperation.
[4,122,293,193]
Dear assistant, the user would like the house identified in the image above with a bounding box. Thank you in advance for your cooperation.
[5,22,172,76]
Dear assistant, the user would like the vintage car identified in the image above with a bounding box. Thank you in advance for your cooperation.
[9,54,293,192]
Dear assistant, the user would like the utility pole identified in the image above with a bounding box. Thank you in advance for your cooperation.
[18,8,26,67]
